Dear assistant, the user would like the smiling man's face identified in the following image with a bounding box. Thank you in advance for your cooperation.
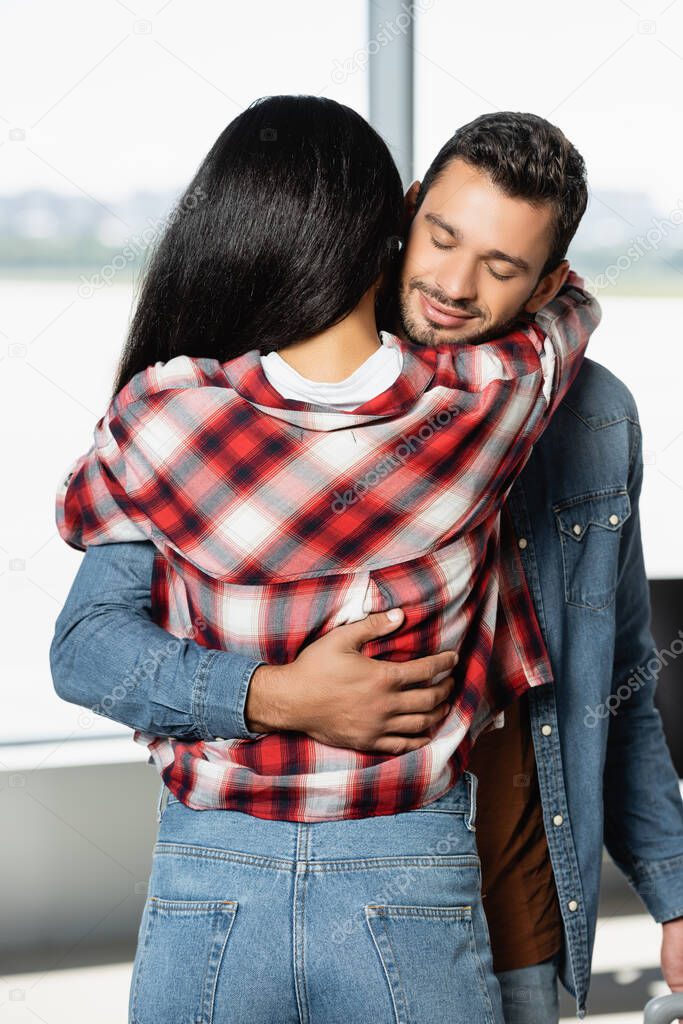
[398,157,564,346]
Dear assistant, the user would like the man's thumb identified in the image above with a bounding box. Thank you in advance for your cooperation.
[339,608,404,649]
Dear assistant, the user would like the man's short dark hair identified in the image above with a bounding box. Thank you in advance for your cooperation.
[416,111,588,279]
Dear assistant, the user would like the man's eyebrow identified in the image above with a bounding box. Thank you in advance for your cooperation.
[424,211,531,272]
[424,212,462,241]
[482,248,530,272]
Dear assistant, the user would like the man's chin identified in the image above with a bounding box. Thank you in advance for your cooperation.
[401,312,526,347]
[431,322,484,345]
[402,316,488,347]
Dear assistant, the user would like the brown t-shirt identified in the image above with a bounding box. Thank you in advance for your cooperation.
[467,691,563,973]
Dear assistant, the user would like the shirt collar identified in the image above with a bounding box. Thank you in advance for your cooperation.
[221,332,438,431]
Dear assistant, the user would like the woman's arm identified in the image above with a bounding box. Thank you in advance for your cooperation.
[533,270,601,418]
[440,272,600,412]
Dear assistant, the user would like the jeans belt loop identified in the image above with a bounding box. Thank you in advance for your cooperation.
[155,780,166,823]
[465,770,478,831]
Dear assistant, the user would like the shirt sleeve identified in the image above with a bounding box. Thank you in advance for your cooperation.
[444,270,600,413]
[56,440,154,552]
[59,378,271,581]
[532,270,602,419]
[56,352,232,555]
[50,540,268,741]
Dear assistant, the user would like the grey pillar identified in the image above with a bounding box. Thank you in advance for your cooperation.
[368,0,415,188]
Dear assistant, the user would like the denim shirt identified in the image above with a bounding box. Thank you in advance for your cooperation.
[50,357,683,1019]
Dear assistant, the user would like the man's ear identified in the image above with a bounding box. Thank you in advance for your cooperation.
[524,259,570,314]
[404,180,421,221]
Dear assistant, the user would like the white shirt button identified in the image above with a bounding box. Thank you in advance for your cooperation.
[541,724,552,736]
[215,737,225,741]
[609,514,619,525]
[572,524,582,536]
[568,899,579,912]
[553,814,564,826]
[518,537,528,549]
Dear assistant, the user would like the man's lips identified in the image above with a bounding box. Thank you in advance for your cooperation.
[418,291,477,328]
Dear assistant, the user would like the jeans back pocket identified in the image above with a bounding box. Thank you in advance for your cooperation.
[364,903,496,1024]
[129,897,238,1024]
[553,489,631,610]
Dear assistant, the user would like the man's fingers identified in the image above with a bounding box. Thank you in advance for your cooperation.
[391,677,454,715]
[371,734,434,755]
[334,608,405,649]
[387,650,458,688]
[384,705,451,735]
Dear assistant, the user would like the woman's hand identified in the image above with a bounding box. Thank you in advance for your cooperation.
[244,609,458,754]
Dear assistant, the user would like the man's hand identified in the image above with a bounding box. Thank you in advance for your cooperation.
[662,916,683,1021]
[244,608,458,755]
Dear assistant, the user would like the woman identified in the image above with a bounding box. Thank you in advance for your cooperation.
[53,95,597,1022]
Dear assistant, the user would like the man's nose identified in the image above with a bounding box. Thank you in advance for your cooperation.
[434,258,478,303]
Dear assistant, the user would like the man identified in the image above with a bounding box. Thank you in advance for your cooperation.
[51,112,683,1021]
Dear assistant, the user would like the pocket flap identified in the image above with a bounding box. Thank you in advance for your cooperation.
[554,490,631,541]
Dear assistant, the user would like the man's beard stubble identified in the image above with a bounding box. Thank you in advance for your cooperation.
[396,278,536,348]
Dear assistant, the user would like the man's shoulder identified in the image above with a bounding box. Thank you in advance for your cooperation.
[519,358,641,509]
[560,357,640,429]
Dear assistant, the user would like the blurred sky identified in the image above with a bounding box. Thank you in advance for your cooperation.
[1,0,681,209]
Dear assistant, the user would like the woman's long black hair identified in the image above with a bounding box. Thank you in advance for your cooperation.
[111,95,405,398]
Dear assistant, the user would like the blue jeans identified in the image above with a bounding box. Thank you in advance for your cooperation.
[496,955,560,1024]
[129,771,504,1023]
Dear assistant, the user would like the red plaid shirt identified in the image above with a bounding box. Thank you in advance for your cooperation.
[56,273,600,821]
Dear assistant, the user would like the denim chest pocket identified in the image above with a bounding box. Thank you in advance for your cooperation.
[553,489,631,610]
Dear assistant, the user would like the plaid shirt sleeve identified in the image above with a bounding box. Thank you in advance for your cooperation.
[55,358,208,554]
[56,440,153,551]
[448,273,599,526]
[439,271,599,422]
[54,364,193,552]
[533,270,601,418]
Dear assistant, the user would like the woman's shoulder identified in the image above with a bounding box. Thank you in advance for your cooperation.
[111,354,235,417]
